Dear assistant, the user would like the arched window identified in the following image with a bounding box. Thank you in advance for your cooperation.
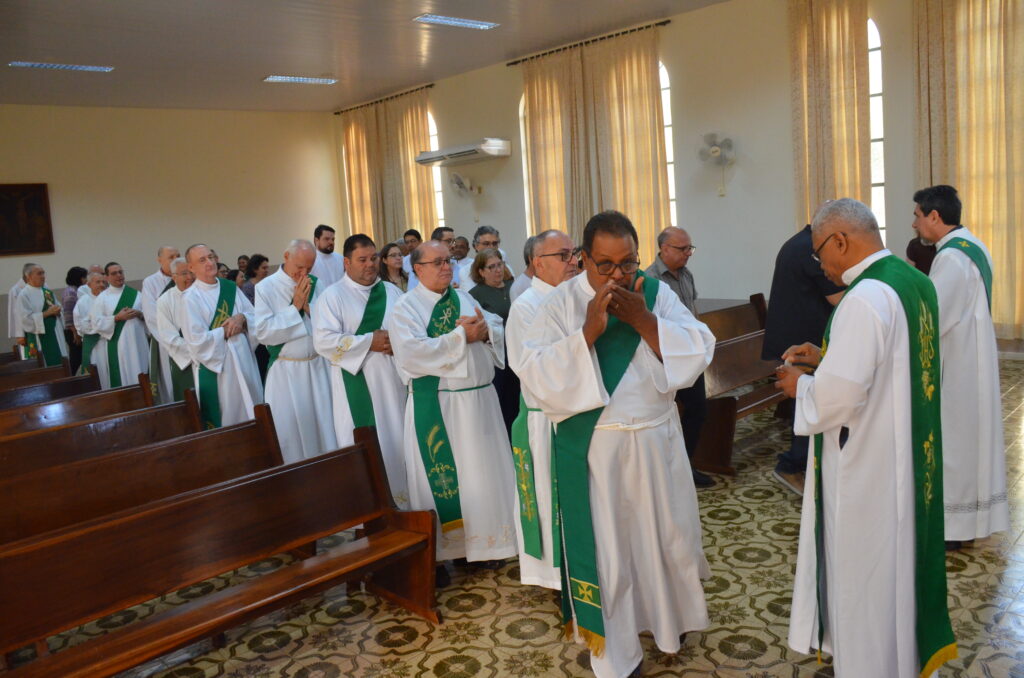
[428,111,445,228]
[660,63,677,227]
[868,19,885,242]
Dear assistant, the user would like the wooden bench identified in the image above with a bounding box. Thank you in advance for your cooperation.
[0,371,101,411]
[0,359,72,390]
[0,403,279,544]
[0,390,202,480]
[697,293,767,342]
[0,427,438,677]
[0,374,153,437]
[691,329,786,475]
[0,350,40,367]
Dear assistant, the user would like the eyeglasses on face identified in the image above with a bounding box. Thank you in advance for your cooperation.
[665,243,696,254]
[589,259,641,275]
[811,232,842,262]
[414,258,453,269]
[477,240,500,248]
[536,248,581,263]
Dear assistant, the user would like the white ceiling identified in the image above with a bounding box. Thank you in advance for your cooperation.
[0,0,723,113]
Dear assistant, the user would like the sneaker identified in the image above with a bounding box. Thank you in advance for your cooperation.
[772,469,805,497]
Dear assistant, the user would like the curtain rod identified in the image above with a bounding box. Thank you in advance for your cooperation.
[506,19,670,67]
[334,83,434,115]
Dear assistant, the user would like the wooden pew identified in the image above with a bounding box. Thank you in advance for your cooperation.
[0,402,278,544]
[0,349,40,367]
[691,329,786,475]
[0,374,153,437]
[0,359,72,390]
[0,428,438,677]
[0,390,202,480]
[0,371,101,411]
[697,293,767,342]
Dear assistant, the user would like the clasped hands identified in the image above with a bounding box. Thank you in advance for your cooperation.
[292,275,312,315]
[582,278,654,347]
[369,329,393,355]
[43,305,63,319]
[222,313,247,339]
[457,308,489,344]
[113,308,142,322]
[774,342,822,398]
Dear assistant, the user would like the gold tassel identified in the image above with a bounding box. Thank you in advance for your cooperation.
[440,519,465,533]
[563,622,606,657]
[920,643,958,678]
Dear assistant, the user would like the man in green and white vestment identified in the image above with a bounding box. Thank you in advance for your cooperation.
[72,270,108,375]
[89,262,148,388]
[16,264,67,366]
[142,245,180,403]
[153,257,195,402]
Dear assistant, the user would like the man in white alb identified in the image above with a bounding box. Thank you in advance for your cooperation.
[911,184,1008,548]
[776,198,956,677]
[313,234,409,506]
[90,262,149,389]
[254,239,336,463]
[387,240,517,568]
[180,244,263,428]
[73,270,108,375]
[310,224,346,287]
[520,211,714,678]
[7,265,32,358]
[142,245,180,402]
[16,263,68,366]
[506,229,577,590]
[154,257,196,402]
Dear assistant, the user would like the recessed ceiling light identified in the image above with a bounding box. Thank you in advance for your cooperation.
[413,14,499,30]
[263,75,337,85]
[8,61,114,72]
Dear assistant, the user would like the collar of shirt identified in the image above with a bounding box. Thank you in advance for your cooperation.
[935,225,967,249]
[530,276,554,294]
[841,249,892,285]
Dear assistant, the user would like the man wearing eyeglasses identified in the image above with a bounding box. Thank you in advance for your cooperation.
[521,211,715,678]
[387,239,518,574]
[646,226,715,489]
[459,225,514,293]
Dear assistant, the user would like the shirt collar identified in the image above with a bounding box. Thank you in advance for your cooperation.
[841,249,891,285]
[194,278,220,291]
[935,226,967,249]
[343,274,378,292]
[414,282,445,303]
[530,276,554,294]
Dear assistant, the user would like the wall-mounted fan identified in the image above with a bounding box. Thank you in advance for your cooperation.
[449,171,480,197]
[698,133,736,196]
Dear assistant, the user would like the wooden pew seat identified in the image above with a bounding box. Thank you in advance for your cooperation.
[0,359,71,390]
[0,428,438,677]
[0,371,101,411]
[0,374,152,436]
[0,390,203,480]
[0,402,279,544]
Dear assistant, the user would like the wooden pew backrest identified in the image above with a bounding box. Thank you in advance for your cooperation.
[698,293,767,343]
[0,362,70,390]
[704,330,781,398]
[0,371,101,411]
[0,374,153,436]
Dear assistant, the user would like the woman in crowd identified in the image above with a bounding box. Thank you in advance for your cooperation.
[227,269,245,288]
[379,242,408,292]
[62,266,88,373]
[241,254,269,304]
[216,262,230,279]
[468,248,519,435]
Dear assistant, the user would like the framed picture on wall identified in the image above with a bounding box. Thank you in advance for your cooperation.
[0,183,55,256]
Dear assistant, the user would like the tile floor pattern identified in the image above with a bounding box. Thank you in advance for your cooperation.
[16,360,1024,677]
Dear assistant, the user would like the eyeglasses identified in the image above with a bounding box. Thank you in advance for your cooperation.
[483,262,505,271]
[811,232,842,262]
[590,259,641,275]
[477,240,500,248]
[536,248,580,263]
[665,244,696,254]
[414,258,452,269]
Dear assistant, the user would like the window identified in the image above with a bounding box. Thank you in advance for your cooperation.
[428,111,445,228]
[660,63,677,227]
[868,19,885,243]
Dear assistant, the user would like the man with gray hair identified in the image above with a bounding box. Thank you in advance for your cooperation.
[254,239,337,462]
[509,235,537,302]
[775,198,955,676]
[154,257,196,401]
[15,263,67,366]
[459,225,514,293]
[73,270,109,375]
[143,245,181,402]
[6,263,34,358]
[90,262,149,389]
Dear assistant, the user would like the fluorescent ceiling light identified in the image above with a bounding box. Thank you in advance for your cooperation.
[8,61,113,72]
[413,14,499,30]
[263,75,337,85]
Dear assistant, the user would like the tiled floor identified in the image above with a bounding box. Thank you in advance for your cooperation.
[21,361,1024,677]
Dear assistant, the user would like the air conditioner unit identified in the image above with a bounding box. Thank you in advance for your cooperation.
[415,138,511,167]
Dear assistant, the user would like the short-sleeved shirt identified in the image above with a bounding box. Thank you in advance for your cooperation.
[645,255,697,315]
[761,225,845,360]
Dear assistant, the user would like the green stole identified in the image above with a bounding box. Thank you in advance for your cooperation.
[342,280,387,427]
[80,332,99,375]
[25,287,63,367]
[147,278,176,399]
[938,235,993,309]
[266,275,318,374]
[552,274,658,656]
[198,279,237,429]
[107,286,141,387]
[510,395,544,558]
[813,255,956,676]
[410,287,465,533]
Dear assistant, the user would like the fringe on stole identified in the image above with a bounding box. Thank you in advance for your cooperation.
[563,621,605,657]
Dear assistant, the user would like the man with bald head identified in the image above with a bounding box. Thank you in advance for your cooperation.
[143,245,181,402]
[181,244,262,428]
[153,257,196,402]
[73,270,108,375]
[15,263,68,366]
[506,229,578,589]
[387,239,517,572]
[90,262,148,389]
[775,198,955,676]
[254,239,336,462]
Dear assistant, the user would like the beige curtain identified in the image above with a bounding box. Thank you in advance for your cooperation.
[339,89,437,245]
[789,0,871,225]
[916,0,1024,338]
[521,29,668,264]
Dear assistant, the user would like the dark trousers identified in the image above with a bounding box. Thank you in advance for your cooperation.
[676,373,707,458]
[775,400,809,473]
[65,329,82,374]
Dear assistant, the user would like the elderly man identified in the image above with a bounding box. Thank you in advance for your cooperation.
[520,211,714,678]
[142,245,181,402]
[153,257,196,402]
[459,225,513,293]
[311,224,346,288]
[73,271,108,375]
[912,185,1008,548]
[452,236,470,265]
[646,226,715,489]
[254,239,336,462]
[90,262,148,389]
[506,229,577,590]
[16,263,68,366]
[7,265,32,357]
[775,199,955,677]
[313,234,409,506]
[408,226,458,291]
[181,244,263,428]
[387,239,517,568]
